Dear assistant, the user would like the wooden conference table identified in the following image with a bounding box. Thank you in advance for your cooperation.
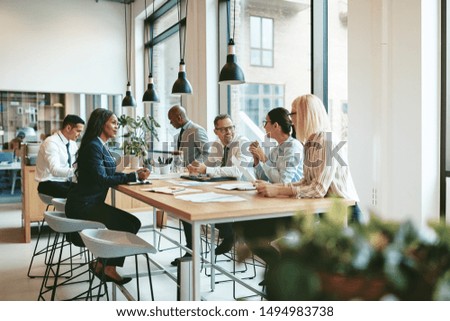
[114,177,355,301]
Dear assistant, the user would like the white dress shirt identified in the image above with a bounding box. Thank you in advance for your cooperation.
[35,131,77,182]
[204,135,253,179]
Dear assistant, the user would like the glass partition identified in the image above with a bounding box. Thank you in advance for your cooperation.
[0,91,121,149]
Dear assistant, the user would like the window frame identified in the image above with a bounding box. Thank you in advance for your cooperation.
[249,15,274,68]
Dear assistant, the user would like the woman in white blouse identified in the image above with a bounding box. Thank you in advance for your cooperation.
[256,94,361,222]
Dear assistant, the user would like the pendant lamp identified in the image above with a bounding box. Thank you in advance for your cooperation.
[122,2,137,107]
[172,0,193,95]
[142,0,159,103]
[219,0,245,85]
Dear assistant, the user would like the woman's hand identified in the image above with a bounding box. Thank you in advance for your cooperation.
[136,167,150,181]
[255,181,280,198]
[249,143,267,163]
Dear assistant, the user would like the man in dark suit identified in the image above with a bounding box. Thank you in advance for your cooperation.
[168,105,209,265]
[168,105,209,164]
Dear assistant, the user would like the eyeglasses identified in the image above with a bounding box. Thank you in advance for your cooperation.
[215,125,235,133]
[262,120,272,127]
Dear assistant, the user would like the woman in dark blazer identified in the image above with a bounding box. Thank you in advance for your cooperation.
[65,108,150,285]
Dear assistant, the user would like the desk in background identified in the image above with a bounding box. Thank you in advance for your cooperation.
[0,161,21,195]
[115,179,355,301]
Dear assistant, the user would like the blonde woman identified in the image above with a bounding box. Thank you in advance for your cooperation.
[256,94,361,222]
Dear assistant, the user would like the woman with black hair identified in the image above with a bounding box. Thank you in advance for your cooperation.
[236,107,303,281]
[65,108,150,285]
[250,107,303,183]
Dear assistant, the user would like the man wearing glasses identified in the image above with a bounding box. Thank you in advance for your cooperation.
[185,114,252,257]
[188,114,252,178]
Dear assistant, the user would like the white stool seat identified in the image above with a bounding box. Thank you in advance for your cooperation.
[38,193,54,206]
[44,212,105,234]
[51,198,67,212]
[80,229,157,259]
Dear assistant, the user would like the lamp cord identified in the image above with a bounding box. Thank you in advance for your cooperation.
[177,0,189,62]
[145,0,154,76]
[232,0,236,40]
[124,2,130,82]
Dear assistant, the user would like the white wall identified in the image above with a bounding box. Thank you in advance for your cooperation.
[348,0,440,225]
[0,0,126,95]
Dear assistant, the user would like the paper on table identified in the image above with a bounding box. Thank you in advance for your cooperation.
[166,179,212,187]
[215,182,256,191]
[175,192,245,202]
[231,155,256,182]
[141,186,201,195]
[149,173,181,180]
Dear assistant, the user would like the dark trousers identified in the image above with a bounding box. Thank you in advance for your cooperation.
[234,217,292,267]
[65,202,141,267]
[236,204,363,266]
[38,181,72,198]
[181,221,233,250]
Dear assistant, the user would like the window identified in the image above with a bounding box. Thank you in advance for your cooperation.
[143,1,181,150]
[221,0,311,141]
[328,0,349,144]
[250,16,274,67]
[240,83,284,141]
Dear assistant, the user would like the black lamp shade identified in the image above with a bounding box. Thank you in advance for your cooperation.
[122,82,137,107]
[172,62,193,94]
[143,75,159,102]
[219,40,245,85]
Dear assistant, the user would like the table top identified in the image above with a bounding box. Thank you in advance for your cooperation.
[115,178,355,223]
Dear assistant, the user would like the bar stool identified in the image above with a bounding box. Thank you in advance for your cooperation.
[37,211,106,301]
[27,193,55,278]
[201,225,259,295]
[80,229,157,301]
[52,198,66,212]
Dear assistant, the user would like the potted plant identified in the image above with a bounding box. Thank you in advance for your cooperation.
[264,199,450,301]
[118,114,160,169]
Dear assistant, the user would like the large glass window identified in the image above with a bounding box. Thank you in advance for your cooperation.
[328,0,348,144]
[143,0,181,151]
[221,0,311,141]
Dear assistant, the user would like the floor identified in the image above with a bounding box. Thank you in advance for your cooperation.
[0,202,266,301]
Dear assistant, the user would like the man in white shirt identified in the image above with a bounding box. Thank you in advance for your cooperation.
[35,115,85,198]
[188,114,252,178]
[179,115,252,260]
